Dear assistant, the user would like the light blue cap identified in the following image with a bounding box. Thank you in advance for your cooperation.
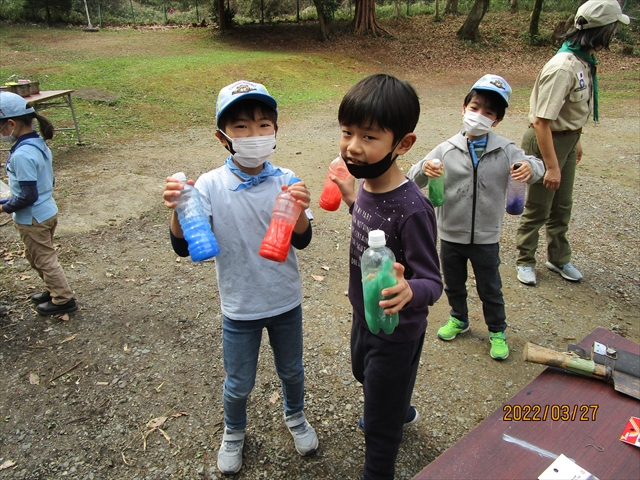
[470,74,512,107]
[0,91,35,119]
[215,80,277,127]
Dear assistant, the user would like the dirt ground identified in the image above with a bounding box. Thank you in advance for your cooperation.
[0,18,639,480]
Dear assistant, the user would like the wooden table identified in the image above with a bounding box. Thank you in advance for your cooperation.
[413,327,640,480]
[26,90,83,145]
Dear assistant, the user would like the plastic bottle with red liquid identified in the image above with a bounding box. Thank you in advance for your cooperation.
[259,190,302,262]
[506,163,526,215]
[319,155,350,211]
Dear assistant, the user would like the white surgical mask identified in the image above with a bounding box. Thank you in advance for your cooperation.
[463,110,495,137]
[219,131,276,169]
[0,125,16,143]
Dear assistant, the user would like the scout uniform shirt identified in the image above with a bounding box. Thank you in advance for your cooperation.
[528,52,593,132]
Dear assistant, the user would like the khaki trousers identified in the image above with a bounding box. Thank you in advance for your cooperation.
[15,215,74,304]
[516,127,581,267]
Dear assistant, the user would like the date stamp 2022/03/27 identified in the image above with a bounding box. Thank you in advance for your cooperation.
[503,404,599,422]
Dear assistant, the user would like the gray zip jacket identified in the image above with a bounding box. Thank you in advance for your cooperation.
[407,131,544,245]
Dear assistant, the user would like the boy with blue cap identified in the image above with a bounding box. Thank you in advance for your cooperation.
[407,74,544,360]
[162,80,317,475]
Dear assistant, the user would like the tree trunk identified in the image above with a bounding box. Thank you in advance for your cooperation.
[312,0,329,41]
[394,0,401,20]
[529,0,543,37]
[444,0,458,15]
[217,0,227,30]
[456,0,489,40]
[510,0,517,14]
[353,0,390,36]
[435,0,440,21]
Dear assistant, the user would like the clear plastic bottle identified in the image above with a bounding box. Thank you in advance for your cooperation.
[173,172,220,262]
[506,163,526,215]
[319,155,351,211]
[361,230,399,335]
[428,159,445,207]
[259,190,302,262]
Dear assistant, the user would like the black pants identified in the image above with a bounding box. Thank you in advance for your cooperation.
[351,318,425,480]
[440,240,506,333]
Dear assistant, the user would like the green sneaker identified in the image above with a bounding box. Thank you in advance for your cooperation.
[489,332,509,360]
[437,317,469,341]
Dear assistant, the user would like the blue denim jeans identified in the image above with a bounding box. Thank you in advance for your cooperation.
[222,305,305,430]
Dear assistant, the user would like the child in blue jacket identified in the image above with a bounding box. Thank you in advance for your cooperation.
[0,92,77,316]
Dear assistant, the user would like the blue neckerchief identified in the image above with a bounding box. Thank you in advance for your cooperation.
[225,156,298,191]
[558,41,598,123]
[467,136,488,168]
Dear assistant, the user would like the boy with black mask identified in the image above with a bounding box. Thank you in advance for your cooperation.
[331,74,443,480]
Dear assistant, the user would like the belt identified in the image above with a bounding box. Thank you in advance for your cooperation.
[551,128,582,136]
[528,125,582,135]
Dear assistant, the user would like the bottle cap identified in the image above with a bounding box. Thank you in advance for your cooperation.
[368,230,386,247]
[173,172,187,183]
[432,159,441,167]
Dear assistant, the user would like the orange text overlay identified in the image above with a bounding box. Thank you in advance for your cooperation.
[503,404,599,422]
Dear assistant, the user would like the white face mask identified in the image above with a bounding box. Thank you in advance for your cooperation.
[220,131,276,169]
[0,125,16,143]
[463,110,495,137]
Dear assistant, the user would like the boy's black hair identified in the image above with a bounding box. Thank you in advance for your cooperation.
[217,98,277,132]
[338,74,420,145]
[564,21,617,51]
[463,89,507,121]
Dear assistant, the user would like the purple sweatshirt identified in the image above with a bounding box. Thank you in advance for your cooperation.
[349,179,443,343]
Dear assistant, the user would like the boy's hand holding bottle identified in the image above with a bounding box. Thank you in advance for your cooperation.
[422,159,444,178]
[284,181,311,233]
[163,175,195,209]
[379,262,414,315]
[510,161,532,183]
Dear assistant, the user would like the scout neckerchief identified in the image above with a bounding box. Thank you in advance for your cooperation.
[467,135,488,168]
[225,156,299,191]
[558,41,599,123]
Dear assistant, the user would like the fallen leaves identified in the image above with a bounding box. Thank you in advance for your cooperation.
[122,410,189,465]
[311,275,325,282]
[0,460,16,471]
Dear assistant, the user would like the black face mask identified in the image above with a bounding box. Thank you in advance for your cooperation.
[344,150,398,179]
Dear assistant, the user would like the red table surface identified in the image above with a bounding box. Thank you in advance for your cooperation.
[413,327,640,480]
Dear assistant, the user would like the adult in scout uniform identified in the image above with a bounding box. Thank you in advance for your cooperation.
[515,0,629,286]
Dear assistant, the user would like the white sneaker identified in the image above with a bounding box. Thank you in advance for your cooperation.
[516,266,536,285]
[546,261,583,282]
[284,411,318,456]
[217,427,245,475]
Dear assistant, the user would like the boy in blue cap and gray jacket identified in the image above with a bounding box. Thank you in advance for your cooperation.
[407,74,544,360]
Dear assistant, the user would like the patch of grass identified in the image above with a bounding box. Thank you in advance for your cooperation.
[0,26,362,145]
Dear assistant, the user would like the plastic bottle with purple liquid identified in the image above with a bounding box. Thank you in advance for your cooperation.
[506,163,526,216]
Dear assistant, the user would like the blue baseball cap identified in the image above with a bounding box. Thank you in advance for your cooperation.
[0,91,35,120]
[215,80,277,127]
[470,74,512,107]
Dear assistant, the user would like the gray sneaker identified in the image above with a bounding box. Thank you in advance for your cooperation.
[546,262,583,282]
[284,411,318,456]
[217,427,245,475]
[516,266,536,285]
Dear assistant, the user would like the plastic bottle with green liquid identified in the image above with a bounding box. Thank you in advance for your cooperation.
[361,230,399,335]
[428,159,445,207]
